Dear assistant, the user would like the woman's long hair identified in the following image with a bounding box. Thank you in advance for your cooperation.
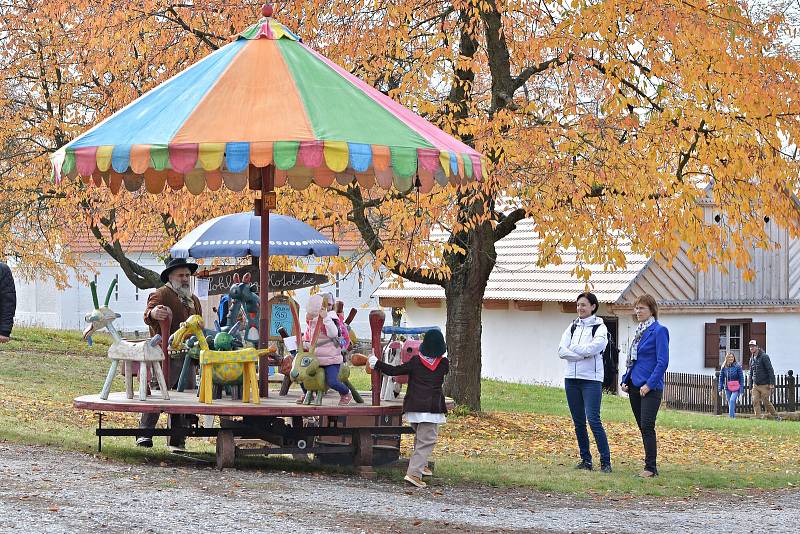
[723,352,737,368]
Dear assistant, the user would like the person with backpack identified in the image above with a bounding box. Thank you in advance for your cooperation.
[558,292,612,473]
[621,294,669,478]
[748,340,778,419]
[718,352,744,418]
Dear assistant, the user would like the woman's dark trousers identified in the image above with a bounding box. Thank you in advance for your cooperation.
[627,385,663,473]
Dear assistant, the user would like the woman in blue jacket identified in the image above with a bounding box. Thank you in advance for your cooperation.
[621,294,669,478]
[718,352,745,418]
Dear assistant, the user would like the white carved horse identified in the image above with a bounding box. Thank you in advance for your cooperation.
[83,279,170,401]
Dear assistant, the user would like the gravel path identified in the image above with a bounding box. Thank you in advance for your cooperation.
[0,441,797,533]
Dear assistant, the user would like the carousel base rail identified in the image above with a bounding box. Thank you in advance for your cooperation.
[93,412,412,471]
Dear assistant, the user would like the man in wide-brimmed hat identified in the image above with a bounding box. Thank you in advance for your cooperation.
[137,257,202,449]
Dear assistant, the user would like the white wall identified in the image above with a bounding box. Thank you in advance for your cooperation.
[13,274,62,329]
[400,301,620,387]
[11,251,390,340]
[11,252,164,335]
[401,302,800,385]
[641,312,800,375]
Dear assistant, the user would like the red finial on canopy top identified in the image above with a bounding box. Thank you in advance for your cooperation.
[261,3,273,17]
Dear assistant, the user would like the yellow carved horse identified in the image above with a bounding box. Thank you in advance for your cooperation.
[170,315,271,404]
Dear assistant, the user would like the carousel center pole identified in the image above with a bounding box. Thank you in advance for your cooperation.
[258,164,275,397]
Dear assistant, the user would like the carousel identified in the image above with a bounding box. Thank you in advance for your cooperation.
[53,4,481,471]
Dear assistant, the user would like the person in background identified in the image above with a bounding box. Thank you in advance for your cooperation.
[137,257,202,449]
[0,262,16,343]
[557,292,612,473]
[748,340,779,420]
[369,329,448,489]
[621,294,669,478]
[718,352,744,418]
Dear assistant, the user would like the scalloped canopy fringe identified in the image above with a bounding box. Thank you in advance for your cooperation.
[51,13,486,194]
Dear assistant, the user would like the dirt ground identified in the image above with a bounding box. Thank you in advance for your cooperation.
[0,441,797,533]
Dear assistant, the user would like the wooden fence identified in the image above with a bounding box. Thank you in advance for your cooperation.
[663,370,798,415]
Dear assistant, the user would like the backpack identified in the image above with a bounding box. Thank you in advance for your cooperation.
[570,323,618,381]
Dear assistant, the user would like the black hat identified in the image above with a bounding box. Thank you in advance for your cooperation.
[420,329,446,358]
[160,257,198,283]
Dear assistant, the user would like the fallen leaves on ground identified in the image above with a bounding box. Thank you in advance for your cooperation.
[400,412,800,472]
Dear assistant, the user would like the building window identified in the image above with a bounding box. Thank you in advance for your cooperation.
[358,272,363,298]
[335,273,340,298]
[705,319,765,369]
[135,286,139,301]
[114,274,119,301]
[718,323,742,366]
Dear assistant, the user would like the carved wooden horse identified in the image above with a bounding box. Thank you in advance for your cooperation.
[83,280,171,401]
[171,315,272,404]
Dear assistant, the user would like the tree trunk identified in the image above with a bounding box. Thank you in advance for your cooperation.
[442,217,496,411]
[443,279,486,411]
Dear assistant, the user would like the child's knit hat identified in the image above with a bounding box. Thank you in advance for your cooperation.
[419,329,446,358]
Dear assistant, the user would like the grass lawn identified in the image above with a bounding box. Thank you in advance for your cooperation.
[1,326,798,496]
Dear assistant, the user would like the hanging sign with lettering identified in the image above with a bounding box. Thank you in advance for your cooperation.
[198,266,329,296]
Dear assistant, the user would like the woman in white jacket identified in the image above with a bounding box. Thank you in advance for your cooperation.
[558,292,612,473]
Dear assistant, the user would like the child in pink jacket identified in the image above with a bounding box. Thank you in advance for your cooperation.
[302,294,351,405]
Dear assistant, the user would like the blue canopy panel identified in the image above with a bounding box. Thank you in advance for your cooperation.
[170,212,339,258]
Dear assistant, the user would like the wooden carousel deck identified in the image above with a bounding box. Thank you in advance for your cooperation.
[74,389,407,416]
[74,388,454,470]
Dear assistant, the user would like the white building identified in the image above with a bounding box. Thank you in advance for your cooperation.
[12,233,164,335]
[374,213,800,389]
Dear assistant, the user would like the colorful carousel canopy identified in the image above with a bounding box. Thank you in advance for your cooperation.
[51,11,486,194]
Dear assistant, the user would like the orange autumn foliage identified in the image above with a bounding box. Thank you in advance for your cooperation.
[1,1,800,406]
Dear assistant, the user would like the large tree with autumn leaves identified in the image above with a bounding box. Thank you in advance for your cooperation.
[2,1,800,409]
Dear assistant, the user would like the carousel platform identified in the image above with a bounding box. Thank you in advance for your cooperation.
[74,389,406,416]
[74,389,454,471]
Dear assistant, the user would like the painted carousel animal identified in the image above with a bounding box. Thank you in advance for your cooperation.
[175,321,249,399]
[289,353,364,405]
[170,315,272,404]
[83,280,170,401]
[225,272,260,345]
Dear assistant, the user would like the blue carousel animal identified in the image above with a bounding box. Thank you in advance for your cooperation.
[225,272,260,345]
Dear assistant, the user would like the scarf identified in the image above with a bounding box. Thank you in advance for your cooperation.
[627,316,655,368]
[419,354,442,371]
[168,282,195,310]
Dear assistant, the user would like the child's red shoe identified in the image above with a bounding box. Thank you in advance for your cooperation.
[338,393,352,405]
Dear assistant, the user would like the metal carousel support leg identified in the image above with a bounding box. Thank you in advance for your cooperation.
[258,165,275,398]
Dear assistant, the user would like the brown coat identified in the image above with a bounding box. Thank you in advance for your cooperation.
[143,285,203,337]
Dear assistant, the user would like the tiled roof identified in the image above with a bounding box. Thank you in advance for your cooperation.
[658,299,800,307]
[67,224,365,255]
[65,229,164,254]
[319,226,364,252]
[374,219,650,303]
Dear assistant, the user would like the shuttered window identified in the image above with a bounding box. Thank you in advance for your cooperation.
[704,319,766,369]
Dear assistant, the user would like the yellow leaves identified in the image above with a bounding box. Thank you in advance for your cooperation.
[433,411,800,471]
[0,0,797,289]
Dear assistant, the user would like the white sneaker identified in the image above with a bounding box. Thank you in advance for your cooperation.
[421,466,433,476]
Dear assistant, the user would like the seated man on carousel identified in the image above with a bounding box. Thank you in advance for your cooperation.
[136,257,203,449]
